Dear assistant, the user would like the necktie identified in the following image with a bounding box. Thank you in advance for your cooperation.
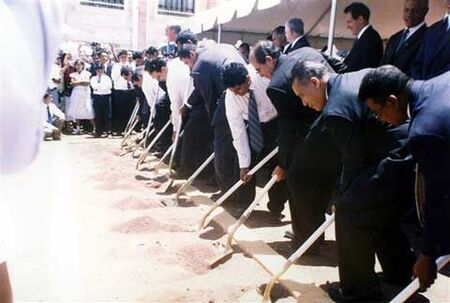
[127,82,131,90]
[248,90,264,153]
[396,28,410,53]
[46,105,52,122]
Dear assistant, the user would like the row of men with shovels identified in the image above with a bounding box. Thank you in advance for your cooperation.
[123,25,449,302]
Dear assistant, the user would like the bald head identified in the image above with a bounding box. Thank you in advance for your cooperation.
[403,0,428,28]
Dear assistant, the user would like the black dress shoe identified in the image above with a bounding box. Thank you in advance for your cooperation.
[328,286,382,302]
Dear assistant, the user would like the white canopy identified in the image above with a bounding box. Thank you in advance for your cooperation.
[182,0,445,40]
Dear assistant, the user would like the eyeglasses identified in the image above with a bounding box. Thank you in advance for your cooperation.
[371,105,386,121]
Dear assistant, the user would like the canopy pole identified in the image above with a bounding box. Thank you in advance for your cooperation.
[327,0,338,57]
[217,24,222,44]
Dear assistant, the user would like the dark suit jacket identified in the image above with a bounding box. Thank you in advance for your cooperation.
[190,44,246,123]
[284,36,310,54]
[380,24,427,76]
[323,70,413,212]
[343,25,384,72]
[409,71,450,255]
[411,18,450,80]
[266,47,333,169]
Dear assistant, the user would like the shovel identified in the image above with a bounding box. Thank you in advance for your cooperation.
[389,255,450,303]
[209,175,278,269]
[175,152,215,203]
[262,212,335,302]
[136,119,171,170]
[198,147,278,230]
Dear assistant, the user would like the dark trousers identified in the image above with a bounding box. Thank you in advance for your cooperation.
[92,94,111,135]
[152,95,172,153]
[111,90,135,133]
[178,105,214,178]
[336,205,416,295]
[335,156,416,295]
[238,119,289,211]
[287,120,341,244]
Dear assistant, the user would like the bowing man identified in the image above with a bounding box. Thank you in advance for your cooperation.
[222,62,288,217]
[179,42,247,199]
[249,41,333,249]
[359,66,450,292]
[291,61,416,302]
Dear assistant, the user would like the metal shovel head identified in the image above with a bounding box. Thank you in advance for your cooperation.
[157,178,174,194]
[208,248,233,269]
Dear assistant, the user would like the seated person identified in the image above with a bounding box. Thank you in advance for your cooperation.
[43,91,65,140]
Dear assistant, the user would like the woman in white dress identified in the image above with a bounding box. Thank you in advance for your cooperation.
[67,59,95,134]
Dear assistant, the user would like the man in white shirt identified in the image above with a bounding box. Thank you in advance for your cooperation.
[43,91,65,140]
[110,50,130,87]
[90,64,113,137]
[223,62,288,218]
[47,58,62,107]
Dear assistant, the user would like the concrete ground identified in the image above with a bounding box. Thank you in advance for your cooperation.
[0,135,448,302]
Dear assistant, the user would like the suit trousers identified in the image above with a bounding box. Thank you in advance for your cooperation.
[287,120,341,246]
[336,204,416,295]
[92,94,110,135]
[178,105,214,179]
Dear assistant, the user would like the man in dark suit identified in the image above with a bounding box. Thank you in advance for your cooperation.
[250,41,335,250]
[381,0,428,75]
[411,1,450,79]
[284,18,310,54]
[179,43,247,200]
[271,25,289,54]
[292,62,416,302]
[343,2,383,72]
[359,66,450,293]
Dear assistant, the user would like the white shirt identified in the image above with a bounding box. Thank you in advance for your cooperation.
[47,63,61,90]
[445,13,450,31]
[142,72,164,110]
[405,21,426,40]
[225,65,278,168]
[357,24,371,39]
[111,62,130,86]
[166,58,194,131]
[114,76,132,91]
[0,0,63,174]
[90,74,112,95]
[44,102,65,121]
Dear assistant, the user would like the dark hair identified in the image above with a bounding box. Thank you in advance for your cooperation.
[176,30,198,45]
[251,41,281,64]
[222,62,249,88]
[43,91,51,99]
[118,50,128,57]
[132,51,143,60]
[120,66,132,76]
[290,60,329,85]
[131,73,142,82]
[97,50,108,57]
[74,59,84,67]
[146,46,158,56]
[272,25,286,35]
[167,25,182,35]
[358,65,410,105]
[145,57,168,73]
[239,43,250,52]
[285,18,305,35]
[344,2,371,21]
[178,43,197,59]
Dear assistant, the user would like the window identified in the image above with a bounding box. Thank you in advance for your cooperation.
[158,0,195,16]
[80,0,125,10]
